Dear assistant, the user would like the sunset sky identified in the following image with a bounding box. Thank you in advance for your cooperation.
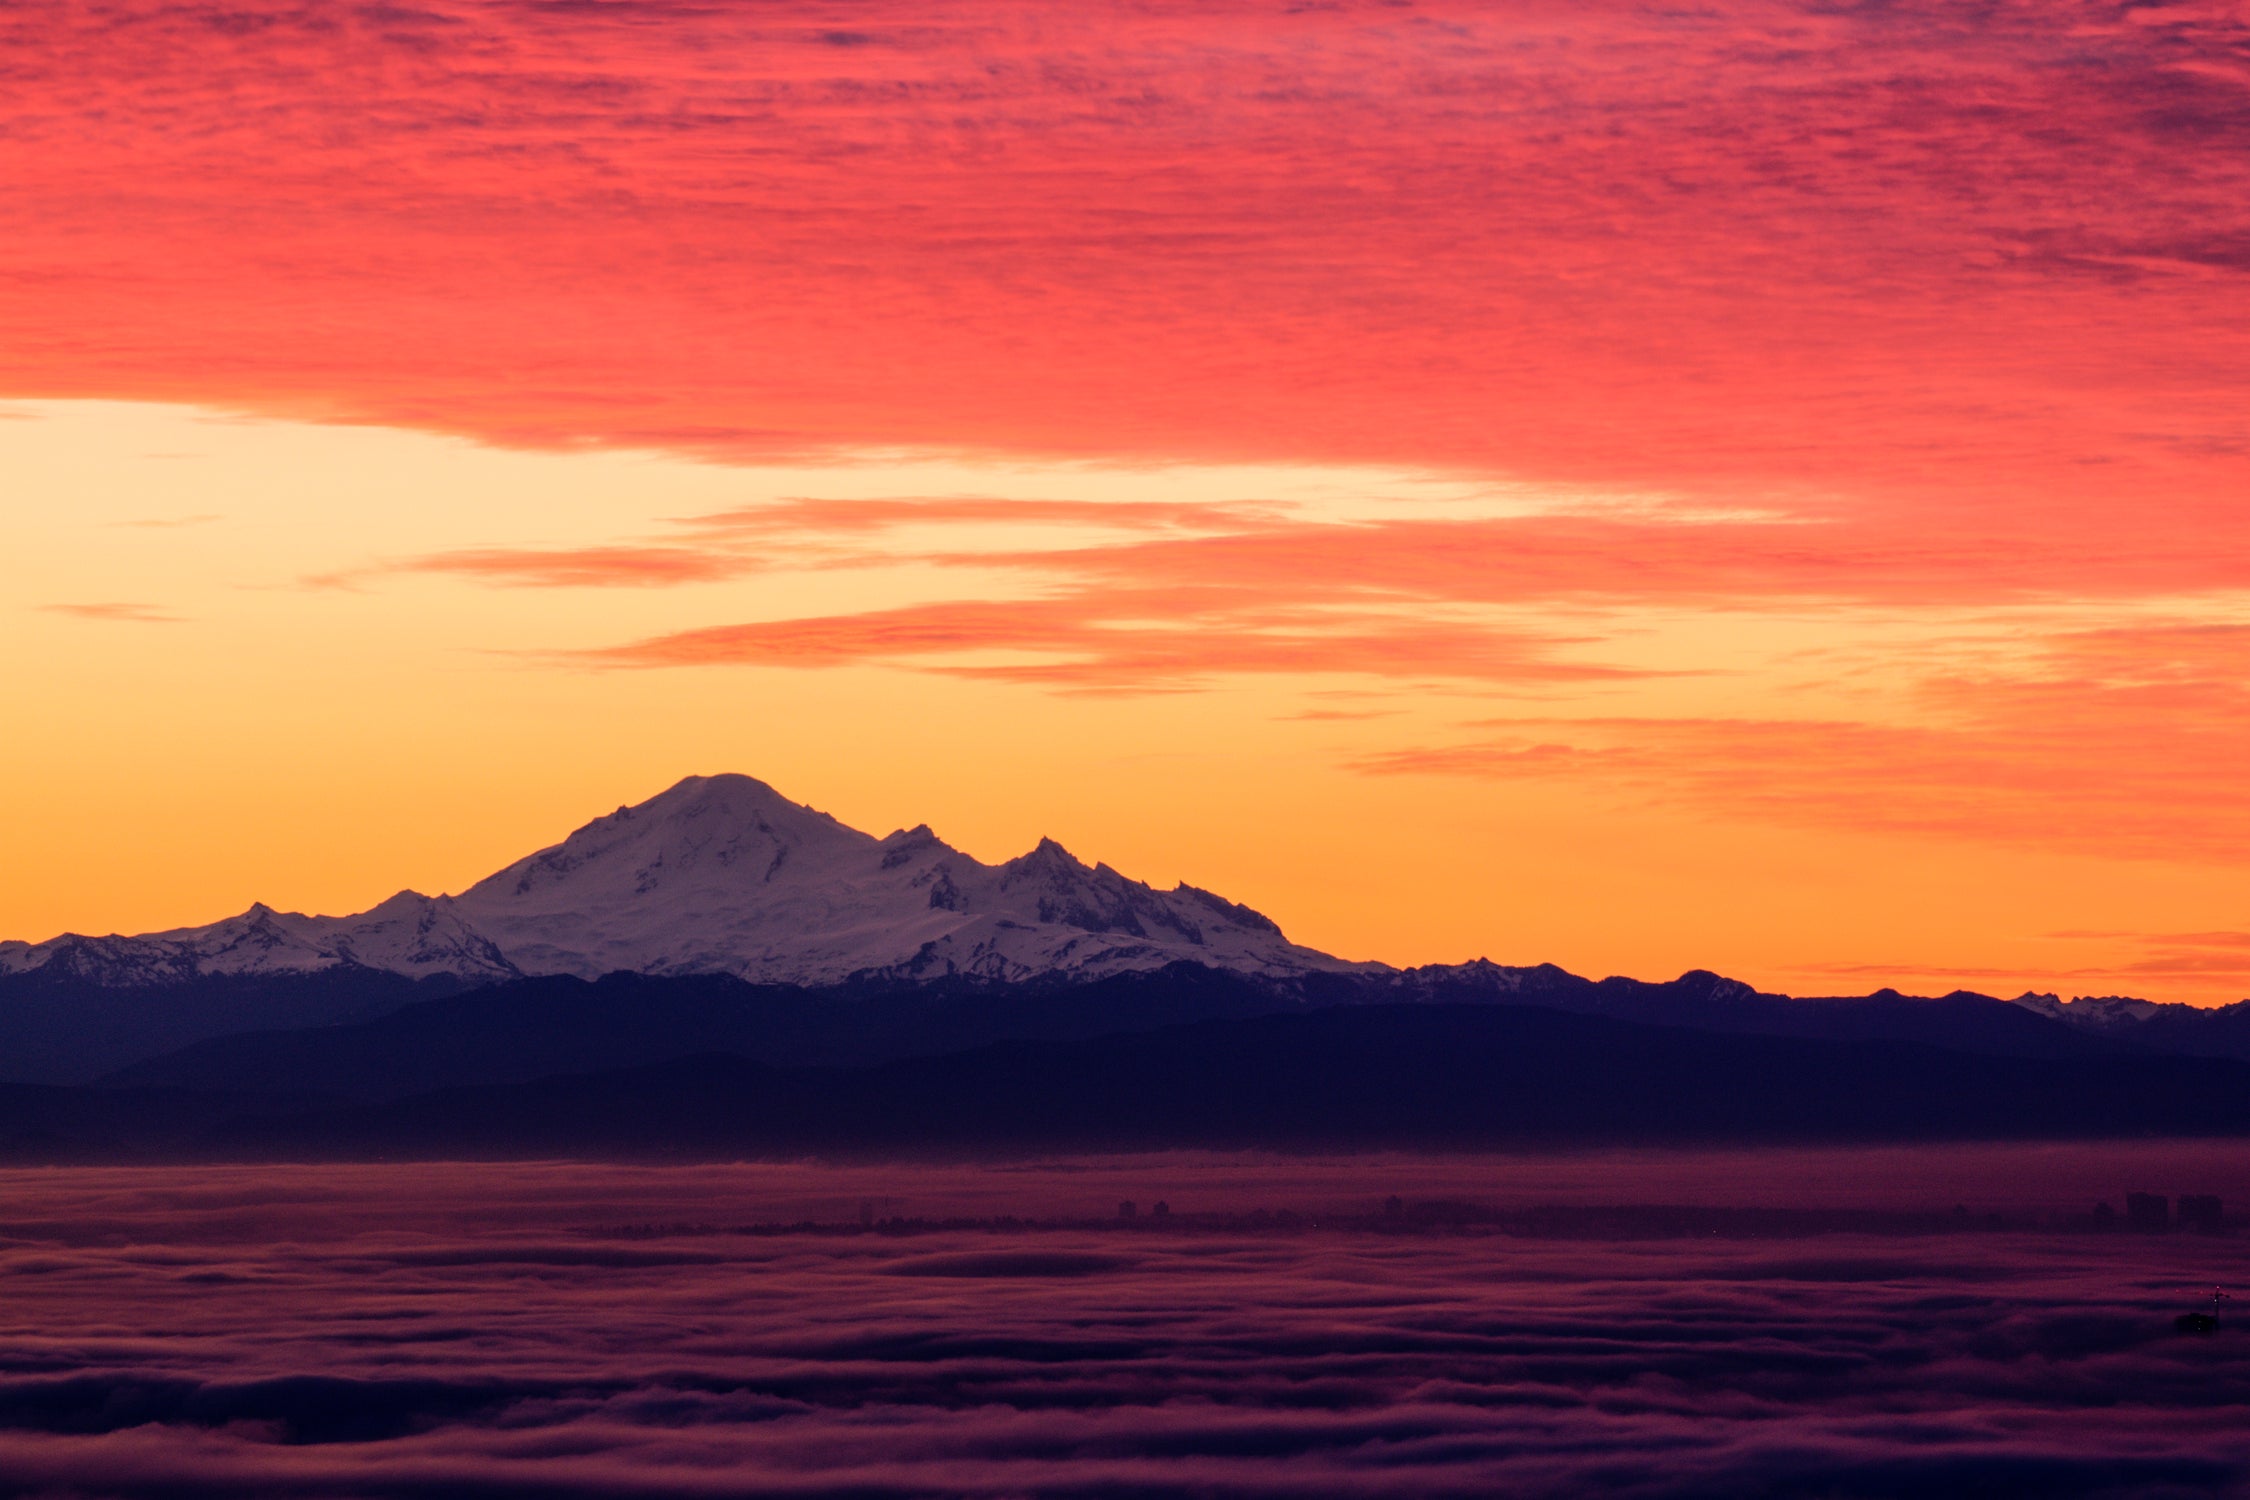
[5,0,2248,1002]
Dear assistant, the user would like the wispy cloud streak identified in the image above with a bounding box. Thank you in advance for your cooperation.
[38,602,182,624]
[1356,623,2250,859]
[585,594,1637,692]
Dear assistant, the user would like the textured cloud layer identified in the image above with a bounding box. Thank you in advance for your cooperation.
[7,1,2250,998]
[0,1155,2245,1496]
[5,0,2245,515]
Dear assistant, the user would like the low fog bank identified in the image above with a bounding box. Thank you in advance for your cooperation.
[0,1151,2244,1497]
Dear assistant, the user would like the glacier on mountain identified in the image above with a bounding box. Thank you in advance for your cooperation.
[0,775,1367,988]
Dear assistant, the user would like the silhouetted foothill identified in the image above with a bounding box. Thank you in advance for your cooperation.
[17,1001,2250,1162]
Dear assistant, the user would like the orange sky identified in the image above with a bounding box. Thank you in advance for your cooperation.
[4,0,2247,1001]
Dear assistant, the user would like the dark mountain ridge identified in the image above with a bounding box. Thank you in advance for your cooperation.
[17,1003,2250,1164]
[321,1004,2250,1155]
[98,961,2150,1105]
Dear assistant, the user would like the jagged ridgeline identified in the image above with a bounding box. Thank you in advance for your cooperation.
[0,774,1362,993]
[4,774,2250,1156]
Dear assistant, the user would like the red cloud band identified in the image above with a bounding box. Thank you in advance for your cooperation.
[0,0,2243,541]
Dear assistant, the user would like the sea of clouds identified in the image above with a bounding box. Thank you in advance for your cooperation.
[0,1150,2245,1497]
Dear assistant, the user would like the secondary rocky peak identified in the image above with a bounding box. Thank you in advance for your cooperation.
[878,823,956,871]
[993,841,1205,945]
[1008,836,1084,869]
[1172,884,1284,936]
[1,773,1370,989]
[2012,992,2167,1029]
[357,889,443,922]
[1667,970,1761,1004]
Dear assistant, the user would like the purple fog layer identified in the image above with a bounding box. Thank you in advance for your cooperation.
[1,1148,2247,1497]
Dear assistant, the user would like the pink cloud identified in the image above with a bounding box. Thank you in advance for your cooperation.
[0,0,2241,559]
[1355,623,2250,860]
[676,496,1282,539]
[585,594,1639,692]
[374,545,755,588]
[39,602,182,623]
[340,498,1284,592]
[947,510,2250,608]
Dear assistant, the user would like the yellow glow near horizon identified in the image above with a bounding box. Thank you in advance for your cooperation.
[6,400,2247,1006]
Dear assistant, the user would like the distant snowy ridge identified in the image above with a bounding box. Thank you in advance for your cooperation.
[0,892,517,986]
[0,775,1372,988]
[2,776,2237,1042]
[2010,993,2166,1030]
[2007,989,2250,1034]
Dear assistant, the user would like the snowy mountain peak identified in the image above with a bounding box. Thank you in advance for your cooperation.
[2,774,1369,988]
[439,776,1357,984]
[363,889,437,916]
[38,772,1355,989]
[2011,992,2169,1029]
[465,773,863,910]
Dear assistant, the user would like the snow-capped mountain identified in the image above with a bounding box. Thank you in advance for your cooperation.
[2006,989,2250,1057]
[2009,993,2168,1031]
[0,892,517,987]
[0,775,1367,988]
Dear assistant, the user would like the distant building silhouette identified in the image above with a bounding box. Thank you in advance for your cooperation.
[2179,1195,2224,1234]
[1384,1195,1404,1220]
[2092,1201,2117,1228]
[2127,1193,2170,1232]
[859,1199,876,1228]
[1117,1200,1137,1220]
[1151,1200,1171,1219]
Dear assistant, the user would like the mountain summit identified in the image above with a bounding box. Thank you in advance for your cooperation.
[10,774,2239,1093]
[0,775,1363,988]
